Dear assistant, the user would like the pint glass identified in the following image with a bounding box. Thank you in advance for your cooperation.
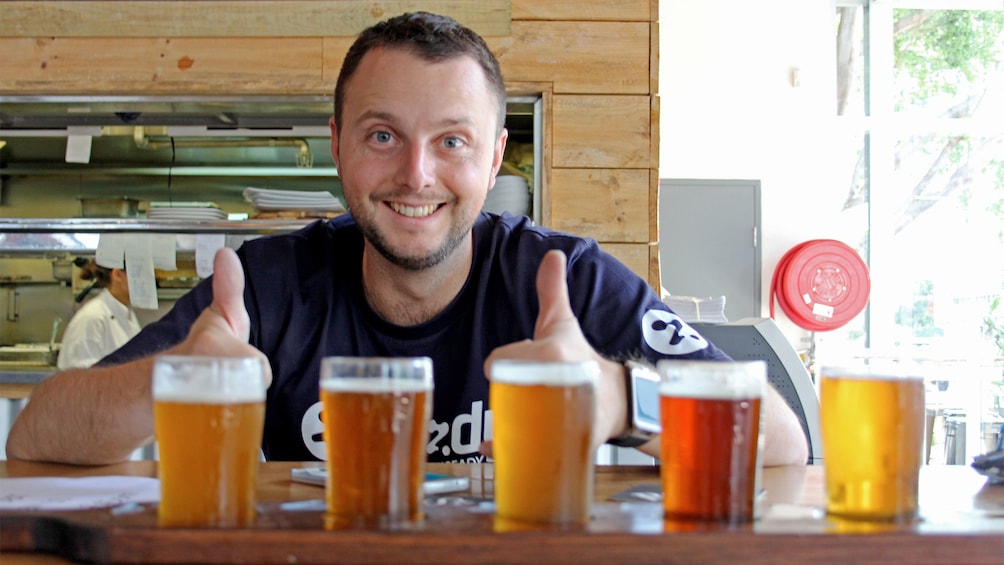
[490,359,598,525]
[820,364,925,522]
[153,355,267,528]
[657,360,765,523]
[320,357,433,527]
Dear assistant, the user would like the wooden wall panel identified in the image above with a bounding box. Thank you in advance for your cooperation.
[511,0,649,22]
[0,1,511,37]
[552,95,650,169]
[488,21,649,94]
[550,168,649,243]
[599,243,658,287]
[0,37,326,94]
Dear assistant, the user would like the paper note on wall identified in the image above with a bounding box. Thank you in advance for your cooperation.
[150,233,177,271]
[65,134,92,164]
[95,233,126,269]
[196,234,227,278]
[125,236,158,310]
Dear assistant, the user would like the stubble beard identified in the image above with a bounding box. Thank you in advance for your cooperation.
[355,207,478,272]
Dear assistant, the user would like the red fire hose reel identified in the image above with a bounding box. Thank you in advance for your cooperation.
[770,239,870,332]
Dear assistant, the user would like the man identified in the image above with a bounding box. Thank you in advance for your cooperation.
[7,12,808,466]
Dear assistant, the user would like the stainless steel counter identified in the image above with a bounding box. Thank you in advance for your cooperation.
[0,364,55,389]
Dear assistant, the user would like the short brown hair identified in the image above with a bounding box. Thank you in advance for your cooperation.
[334,11,506,136]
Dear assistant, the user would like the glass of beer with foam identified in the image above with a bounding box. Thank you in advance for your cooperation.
[490,359,598,525]
[320,356,433,528]
[152,355,267,528]
[657,360,765,523]
[820,362,925,522]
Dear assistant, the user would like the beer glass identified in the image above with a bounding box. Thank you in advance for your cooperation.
[657,360,765,523]
[820,363,925,522]
[152,355,267,528]
[490,359,598,525]
[320,356,433,527]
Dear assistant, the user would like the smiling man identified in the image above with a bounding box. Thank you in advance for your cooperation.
[7,12,808,467]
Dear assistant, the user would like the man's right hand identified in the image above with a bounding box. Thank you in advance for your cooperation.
[172,247,272,387]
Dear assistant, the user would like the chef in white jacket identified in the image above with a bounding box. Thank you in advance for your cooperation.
[57,258,142,370]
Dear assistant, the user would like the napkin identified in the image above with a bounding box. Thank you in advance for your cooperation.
[0,476,160,511]
[663,295,728,324]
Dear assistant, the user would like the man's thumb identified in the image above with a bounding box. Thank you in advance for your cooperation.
[534,250,575,339]
[210,247,250,341]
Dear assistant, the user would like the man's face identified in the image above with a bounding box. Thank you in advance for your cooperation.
[330,47,507,271]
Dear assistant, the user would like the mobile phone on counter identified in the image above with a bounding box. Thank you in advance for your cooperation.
[290,467,470,495]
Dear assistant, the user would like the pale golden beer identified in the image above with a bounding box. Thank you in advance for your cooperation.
[320,357,433,527]
[657,360,765,523]
[152,356,267,528]
[820,365,925,522]
[490,360,598,525]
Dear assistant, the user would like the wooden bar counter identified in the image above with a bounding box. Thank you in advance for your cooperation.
[1,460,1002,564]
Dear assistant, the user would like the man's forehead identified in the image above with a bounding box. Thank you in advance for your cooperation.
[341,49,499,124]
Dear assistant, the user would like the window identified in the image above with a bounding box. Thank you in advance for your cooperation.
[833,0,1004,463]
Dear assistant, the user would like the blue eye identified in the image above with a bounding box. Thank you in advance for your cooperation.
[374,131,392,143]
[444,137,462,149]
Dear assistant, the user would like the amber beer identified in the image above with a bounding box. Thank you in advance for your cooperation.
[152,356,266,528]
[820,365,925,522]
[490,360,598,525]
[658,360,765,523]
[320,357,433,527]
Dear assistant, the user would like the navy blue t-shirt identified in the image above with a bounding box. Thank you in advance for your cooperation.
[103,213,727,462]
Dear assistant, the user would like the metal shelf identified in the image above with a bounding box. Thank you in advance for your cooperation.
[0,217,314,234]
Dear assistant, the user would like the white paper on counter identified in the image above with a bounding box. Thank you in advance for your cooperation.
[0,476,160,511]
[125,235,158,310]
[196,233,227,278]
[151,233,178,271]
[95,233,127,269]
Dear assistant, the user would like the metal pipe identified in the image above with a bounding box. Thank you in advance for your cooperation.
[132,127,313,167]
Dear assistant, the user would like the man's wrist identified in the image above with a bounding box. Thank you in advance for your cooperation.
[606,360,660,448]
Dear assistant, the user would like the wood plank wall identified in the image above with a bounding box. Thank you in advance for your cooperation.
[0,0,661,289]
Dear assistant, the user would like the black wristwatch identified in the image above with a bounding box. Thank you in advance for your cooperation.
[606,361,662,448]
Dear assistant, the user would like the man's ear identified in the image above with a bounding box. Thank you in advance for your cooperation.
[329,116,340,171]
[489,128,509,190]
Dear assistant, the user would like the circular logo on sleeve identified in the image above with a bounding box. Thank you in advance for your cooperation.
[301,401,326,460]
[641,309,708,355]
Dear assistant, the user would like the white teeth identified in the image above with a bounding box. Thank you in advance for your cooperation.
[390,202,437,217]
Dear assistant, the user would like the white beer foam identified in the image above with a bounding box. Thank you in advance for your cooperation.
[658,361,764,400]
[659,377,763,400]
[819,365,924,381]
[320,378,431,393]
[153,381,265,403]
[152,356,266,403]
[490,360,599,386]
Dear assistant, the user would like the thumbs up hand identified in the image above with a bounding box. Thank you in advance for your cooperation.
[481,250,629,456]
[172,247,272,387]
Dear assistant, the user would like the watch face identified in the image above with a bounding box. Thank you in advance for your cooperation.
[633,371,662,434]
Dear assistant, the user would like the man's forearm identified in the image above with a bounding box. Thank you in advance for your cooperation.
[6,359,157,465]
[761,384,809,466]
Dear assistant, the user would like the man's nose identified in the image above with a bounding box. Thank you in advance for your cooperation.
[394,143,435,190]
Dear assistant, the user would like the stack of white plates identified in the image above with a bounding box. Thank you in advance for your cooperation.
[243,187,346,212]
[147,202,228,221]
[484,175,530,216]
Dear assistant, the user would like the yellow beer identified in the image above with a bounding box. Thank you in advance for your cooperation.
[820,366,925,522]
[320,357,433,527]
[152,356,266,528]
[490,360,598,525]
[658,360,765,523]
